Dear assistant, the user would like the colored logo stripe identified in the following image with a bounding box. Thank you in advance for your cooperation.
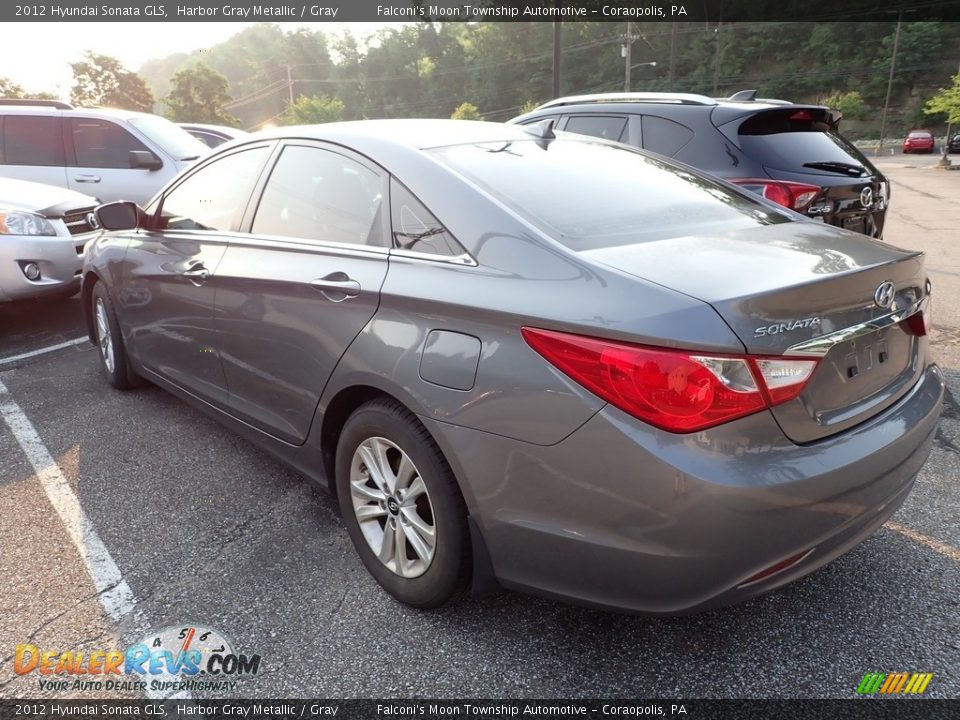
[857,673,932,694]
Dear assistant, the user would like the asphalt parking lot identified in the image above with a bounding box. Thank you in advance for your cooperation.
[1,161,958,701]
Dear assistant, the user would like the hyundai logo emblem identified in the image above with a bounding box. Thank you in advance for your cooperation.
[86,212,100,230]
[860,187,874,208]
[874,280,896,309]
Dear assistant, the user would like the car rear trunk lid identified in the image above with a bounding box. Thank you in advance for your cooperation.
[583,222,930,443]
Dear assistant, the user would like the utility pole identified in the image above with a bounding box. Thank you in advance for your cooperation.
[552,22,561,98]
[877,11,902,156]
[623,22,633,92]
[286,64,295,106]
[668,23,677,92]
[712,21,723,95]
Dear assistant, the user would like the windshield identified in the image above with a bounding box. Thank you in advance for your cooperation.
[129,115,209,161]
[432,138,789,252]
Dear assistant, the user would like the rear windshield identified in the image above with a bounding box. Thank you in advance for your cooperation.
[738,109,876,176]
[908,131,932,138]
[431,139,789,251]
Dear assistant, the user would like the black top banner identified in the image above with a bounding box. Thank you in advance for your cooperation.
[5,0,960,23]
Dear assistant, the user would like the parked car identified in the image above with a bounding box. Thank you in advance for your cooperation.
[902,129,935,154]
[179,123,249,148]
[0,98,208,205]
[510,91,890,239]
[82,120,942,615]
[0,176,98,302]
[948,132,960,154]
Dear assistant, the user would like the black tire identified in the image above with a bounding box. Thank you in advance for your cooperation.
[336,398,470,608]
[90,282,138,390]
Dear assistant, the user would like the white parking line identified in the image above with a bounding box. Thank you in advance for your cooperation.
[0,337,88,366]
[0,376,192,701]
[0,376,135,621]
[886,520,960,563]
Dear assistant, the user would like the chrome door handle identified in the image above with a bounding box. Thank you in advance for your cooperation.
[310,273,361,301]
[74,174,101,183]
[182,262,209,285]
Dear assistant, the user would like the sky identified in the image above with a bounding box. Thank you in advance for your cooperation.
[3,22,391,98]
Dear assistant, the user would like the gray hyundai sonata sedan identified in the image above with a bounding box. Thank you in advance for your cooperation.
[82,119,943,614]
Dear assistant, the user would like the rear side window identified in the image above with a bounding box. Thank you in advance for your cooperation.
[564,115,627,142]
[433,139,788,252]
[70,118,149,169]
[252,145,384,247]
[641,116,694,157]
[160,146,270,231]
[390,178,465,257]
[738,109,874,175]
[2,115,65,166]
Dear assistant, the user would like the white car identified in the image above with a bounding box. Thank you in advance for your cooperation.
[0,177,98,302]
[0,99,208,205]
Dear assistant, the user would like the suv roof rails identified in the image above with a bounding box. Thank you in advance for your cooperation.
[536,92,718,110]
[0,98,74,110]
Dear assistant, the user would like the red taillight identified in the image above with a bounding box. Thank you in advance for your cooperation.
[522,327,819,433]
[731,178,821,211]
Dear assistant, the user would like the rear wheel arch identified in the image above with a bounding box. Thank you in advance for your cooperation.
[320,385,397,496]
[319,385,476,514]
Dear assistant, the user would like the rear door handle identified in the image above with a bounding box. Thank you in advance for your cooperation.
[310,272,361,301]
[74,174,101,183]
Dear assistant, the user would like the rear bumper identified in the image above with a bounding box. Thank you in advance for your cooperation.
[0,234,82,302]
[426,363,944,614]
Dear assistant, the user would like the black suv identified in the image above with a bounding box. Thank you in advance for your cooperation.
[510,91,889,239]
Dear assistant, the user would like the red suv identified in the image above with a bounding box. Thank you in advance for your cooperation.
[902,129,935,154]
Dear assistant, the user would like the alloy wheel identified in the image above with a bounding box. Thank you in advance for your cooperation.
[349,436,436,578]
[95,297,115,374]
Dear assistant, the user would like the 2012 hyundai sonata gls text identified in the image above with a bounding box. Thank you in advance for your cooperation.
[82,119,943,614]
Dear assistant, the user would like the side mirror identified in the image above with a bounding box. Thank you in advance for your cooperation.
[95,201,145,231]
[129,150,163,171]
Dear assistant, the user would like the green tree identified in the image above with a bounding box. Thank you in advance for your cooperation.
[0,76,25,98]
[451,101,482,120]
[924,74,960,125]
[164,63,238,125]
[821,90,864,120]
[70,52,154,111]
[519,99,540,114]
[282,94,344,125]
[924,73,960,151]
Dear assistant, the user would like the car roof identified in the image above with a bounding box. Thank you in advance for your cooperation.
[0,104,159,121]
[250,119,544,153]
